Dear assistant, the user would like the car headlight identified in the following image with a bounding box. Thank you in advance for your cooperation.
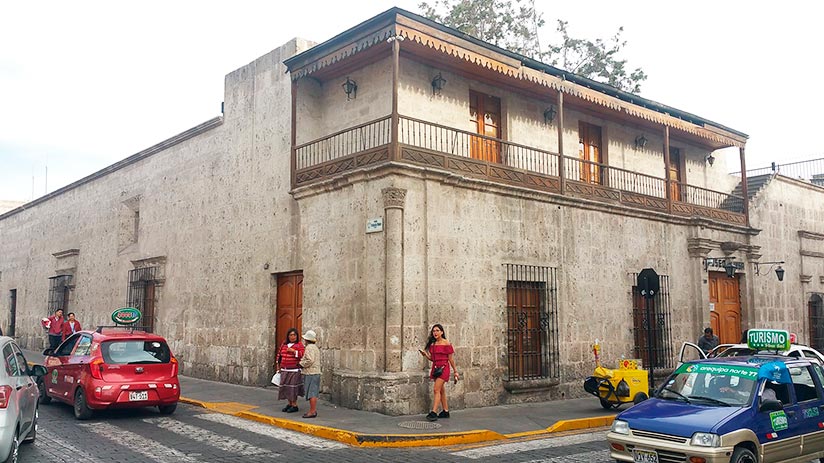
[611,419,630,435]
[690,432,720,447]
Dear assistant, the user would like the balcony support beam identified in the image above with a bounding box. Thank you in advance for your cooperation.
[739,146,749,227]
[290,79,297,189]
[557,91,566,195]
[664,125,672,214]
[390,36,401,162]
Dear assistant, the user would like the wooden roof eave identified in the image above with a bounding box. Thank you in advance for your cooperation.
[288,15,747,150]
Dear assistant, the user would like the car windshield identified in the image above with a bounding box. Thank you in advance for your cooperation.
[716,347,757,358]
[657,363,757,407]
[101,340,171,364]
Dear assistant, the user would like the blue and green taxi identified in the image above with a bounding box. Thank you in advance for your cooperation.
[607,329,824,463]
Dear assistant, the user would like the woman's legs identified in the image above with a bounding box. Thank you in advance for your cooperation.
[431,378,445,411]
[439,381,449,412]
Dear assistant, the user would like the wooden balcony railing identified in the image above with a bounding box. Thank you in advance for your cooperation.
[292,115,746,225]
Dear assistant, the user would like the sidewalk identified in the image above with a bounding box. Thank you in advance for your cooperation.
[23,348,617,447]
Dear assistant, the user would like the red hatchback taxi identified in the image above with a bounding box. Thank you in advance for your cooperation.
[41,327,180,419]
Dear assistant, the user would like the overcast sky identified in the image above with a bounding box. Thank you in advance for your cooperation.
[2,1,821,202]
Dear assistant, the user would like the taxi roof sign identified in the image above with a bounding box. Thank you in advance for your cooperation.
[747,329,791,351]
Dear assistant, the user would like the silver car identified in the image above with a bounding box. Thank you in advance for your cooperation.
[0,337,46,463]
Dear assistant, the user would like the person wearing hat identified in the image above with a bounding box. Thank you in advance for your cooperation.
[299,329,321,418]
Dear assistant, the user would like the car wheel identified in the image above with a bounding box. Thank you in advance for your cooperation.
[73,389,93,420]
[730,446,757,463]
[21,408,36,444]
[38,380,51,405]
[158,403,177,415]
[633,392,648,404]
[2,428,18,463]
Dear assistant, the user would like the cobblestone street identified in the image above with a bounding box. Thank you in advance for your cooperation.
[23,402,613,463]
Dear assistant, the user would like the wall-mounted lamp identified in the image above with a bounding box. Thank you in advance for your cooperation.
[635,134,648,149]
[706,154,715,166]
[543,105,557,125]
[431,72,447,95]
[342,77,358,100]
[754,261,786,281]
[703,257,744,278]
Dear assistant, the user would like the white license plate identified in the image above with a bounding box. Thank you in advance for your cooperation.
[129,391,149,401]
[632,449,659,463]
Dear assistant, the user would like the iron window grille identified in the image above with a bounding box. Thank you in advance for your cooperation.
[505,264,560,381]
[630,273,674,369]
[809,294,824,351]
[127,267,157,332]
[47,275,72,316]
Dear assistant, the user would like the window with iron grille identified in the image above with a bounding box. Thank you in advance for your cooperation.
[505,264,559,381]
[631,273,674,369]
[127,267,157,333]
[810,294,824,351]
[47,275,72,315]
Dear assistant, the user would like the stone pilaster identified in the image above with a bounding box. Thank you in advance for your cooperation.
[382,187,406,372]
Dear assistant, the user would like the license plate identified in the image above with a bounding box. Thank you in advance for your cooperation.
[632,449,659,463]
[129,391,149,401]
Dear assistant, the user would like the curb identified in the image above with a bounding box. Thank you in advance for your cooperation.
[178,396,614,448]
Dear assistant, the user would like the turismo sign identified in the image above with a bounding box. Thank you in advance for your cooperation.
[111,307,142,325]
[747,329,790,351]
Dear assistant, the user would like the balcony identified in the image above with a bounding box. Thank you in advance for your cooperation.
[293,116,746,226]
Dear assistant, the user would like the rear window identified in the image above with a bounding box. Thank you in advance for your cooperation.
[101,340,171,364]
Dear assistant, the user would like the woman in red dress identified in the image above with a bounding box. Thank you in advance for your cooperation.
[419,324,459,421]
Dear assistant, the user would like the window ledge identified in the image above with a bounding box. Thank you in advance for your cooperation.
[504,377,560,394]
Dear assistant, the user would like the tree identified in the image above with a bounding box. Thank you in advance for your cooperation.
[417,0,647,93]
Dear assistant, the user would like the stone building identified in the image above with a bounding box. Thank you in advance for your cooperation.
[1,8,822,414]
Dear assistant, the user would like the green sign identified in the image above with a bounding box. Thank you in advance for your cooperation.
[111,307,141,325]
[770,411,788,431]
[748,329,790,351]
[675,363,758,379]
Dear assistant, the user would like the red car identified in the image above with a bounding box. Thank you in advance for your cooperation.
[41,327,180,420]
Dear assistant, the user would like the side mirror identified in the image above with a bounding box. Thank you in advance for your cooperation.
[29,365,47,377]
[760,399,783,412]
[42,348,54,357]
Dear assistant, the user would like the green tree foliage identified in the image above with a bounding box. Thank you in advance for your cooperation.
[417,0,647,93]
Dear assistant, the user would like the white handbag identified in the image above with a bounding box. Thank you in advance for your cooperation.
[271,371,282,386]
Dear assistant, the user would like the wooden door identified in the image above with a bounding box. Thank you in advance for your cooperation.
[810,295,824,351]
[506,283,543,379]
[578,122,602,184]
[469,90,501,163]
[144,283,156,333]
[668,147,683,201]
[708,272,741,344]
[276,273,303,348]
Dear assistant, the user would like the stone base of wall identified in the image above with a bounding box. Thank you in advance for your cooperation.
[331,369,429,416]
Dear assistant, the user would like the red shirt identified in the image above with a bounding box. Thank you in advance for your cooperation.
[47,315,64,336]
[276,342,305,369]
[62,320,82,339]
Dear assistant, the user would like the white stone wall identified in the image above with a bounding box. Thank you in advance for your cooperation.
[0,39,314,385]
[748,177,824,340]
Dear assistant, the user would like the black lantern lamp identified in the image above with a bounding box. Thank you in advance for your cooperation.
[706,153,715,166]
[723,261,736,278]
[342,77,358,100]
[635,134,648,149]
[431,72,447,95]
[543,105,557,124]
[754,260,786,281]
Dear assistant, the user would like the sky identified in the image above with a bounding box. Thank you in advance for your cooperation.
[2,1,822,202]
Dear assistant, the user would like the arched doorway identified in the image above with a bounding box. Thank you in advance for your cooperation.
[809,294,824,350]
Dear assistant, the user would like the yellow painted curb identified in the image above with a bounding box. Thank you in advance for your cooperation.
[545,415,615,433]
[179,395,609,448]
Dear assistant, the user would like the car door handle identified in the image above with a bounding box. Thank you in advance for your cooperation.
[15,385,23,391]
[786,410,796,416]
